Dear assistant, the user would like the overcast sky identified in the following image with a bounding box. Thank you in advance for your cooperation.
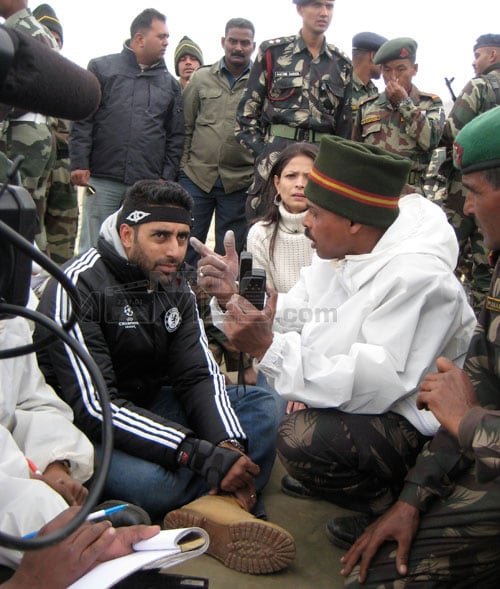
[24,1,500,110]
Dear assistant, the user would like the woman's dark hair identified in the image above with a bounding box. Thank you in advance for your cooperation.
[253,142,318,264]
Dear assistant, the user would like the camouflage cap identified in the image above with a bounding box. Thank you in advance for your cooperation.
[305,136,411,228]
[373,37,418,64]
[32,4,63,45]
[352,32,388,52]
[453,106,500,174]
[473,34,500,50]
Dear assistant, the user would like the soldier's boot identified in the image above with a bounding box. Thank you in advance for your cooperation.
[163,495,296,574]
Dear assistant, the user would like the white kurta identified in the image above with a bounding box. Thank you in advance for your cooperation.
[0,316,94,567]
[214,195,477,436]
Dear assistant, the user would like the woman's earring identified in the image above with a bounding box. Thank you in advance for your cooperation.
[273,194,282,206]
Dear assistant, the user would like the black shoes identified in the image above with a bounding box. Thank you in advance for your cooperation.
[280,475,316,499]
[93,500,152,527]
[325,514,373,550]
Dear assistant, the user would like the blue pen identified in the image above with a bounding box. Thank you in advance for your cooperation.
[23,503,129,539]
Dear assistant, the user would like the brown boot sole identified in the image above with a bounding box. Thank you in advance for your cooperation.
[164,507,296,574]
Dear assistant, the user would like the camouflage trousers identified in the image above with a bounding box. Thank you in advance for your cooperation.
[0,120,55,253]
[277,409,429,516]
[345,467,500,588]
[45,156,78,264]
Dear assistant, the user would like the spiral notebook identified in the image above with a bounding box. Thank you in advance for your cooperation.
[68,527,209,589]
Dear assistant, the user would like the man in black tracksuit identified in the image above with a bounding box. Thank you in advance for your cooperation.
[35,180,279,525]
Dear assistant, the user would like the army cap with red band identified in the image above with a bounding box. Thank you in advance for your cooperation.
[373,37,418,65]
[305,136,411,229]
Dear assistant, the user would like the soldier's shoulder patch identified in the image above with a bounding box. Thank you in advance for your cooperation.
[419,91,443,103]
[486,296,500,314]
[359,94,378,107]
[327,43,352,64]
[361,114,381,125]
[260,36,295,51]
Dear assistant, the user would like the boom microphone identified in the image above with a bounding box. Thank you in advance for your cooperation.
[0,25,101,120]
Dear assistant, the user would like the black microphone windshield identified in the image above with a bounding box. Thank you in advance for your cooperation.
[0,25,101,120]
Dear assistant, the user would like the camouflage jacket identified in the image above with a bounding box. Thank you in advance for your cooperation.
[437,66,500,208]
[2,8,58,121]
[351,72,379,123]
[400,254,500,511]
[352,84,445,172]
[235,33,353,157]
[441,64,500,145]
[4,7,58,49]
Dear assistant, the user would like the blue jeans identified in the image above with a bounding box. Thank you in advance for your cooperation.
[178,171,248,266]
[257,369,288,419]
[96,384,279,520]
[77,177,130,254]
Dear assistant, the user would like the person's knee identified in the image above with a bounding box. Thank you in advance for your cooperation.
[276,411,308,463]
[229,385,280,433]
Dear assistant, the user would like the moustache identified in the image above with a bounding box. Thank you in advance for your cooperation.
[304,227,312,241]
[231,52,246,58]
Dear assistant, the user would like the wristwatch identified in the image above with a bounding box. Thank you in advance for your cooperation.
[217,438,245,453]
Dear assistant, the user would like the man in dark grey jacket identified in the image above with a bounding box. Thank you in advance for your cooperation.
[69,8,184,254]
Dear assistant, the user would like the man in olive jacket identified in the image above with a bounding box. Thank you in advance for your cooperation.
[179,18,256,265]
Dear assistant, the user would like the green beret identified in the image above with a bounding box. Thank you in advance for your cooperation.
[305,136,411,228]
[453,106,500,174]
[373,37,417,64]
[174,36,203,76]
[32,4,63,45]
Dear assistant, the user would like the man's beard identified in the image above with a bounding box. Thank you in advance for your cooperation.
[130,250,182,286]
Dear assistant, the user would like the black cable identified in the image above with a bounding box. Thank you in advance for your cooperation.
[0,216,80,359]
[0,303,114,551]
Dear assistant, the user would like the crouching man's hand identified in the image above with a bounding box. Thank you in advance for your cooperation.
[191,231,239,308]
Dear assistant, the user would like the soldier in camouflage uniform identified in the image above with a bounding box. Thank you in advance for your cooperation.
[438,34,500,314]
[353,37,445,195]
[235,0,352,219]
[341,106,500,589]
[0,0,58,255]
[350,32,387,124]
[33,4,78,264]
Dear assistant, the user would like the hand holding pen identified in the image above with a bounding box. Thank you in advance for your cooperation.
[23,504,129,539]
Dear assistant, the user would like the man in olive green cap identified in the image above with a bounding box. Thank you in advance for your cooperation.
[194,135,475,550]
[174,35,203,90]
[32,3,63,47]
[353,37,445,195]
[340,106,500,588]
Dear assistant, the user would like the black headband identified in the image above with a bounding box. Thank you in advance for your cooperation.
[117,206,194,228]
